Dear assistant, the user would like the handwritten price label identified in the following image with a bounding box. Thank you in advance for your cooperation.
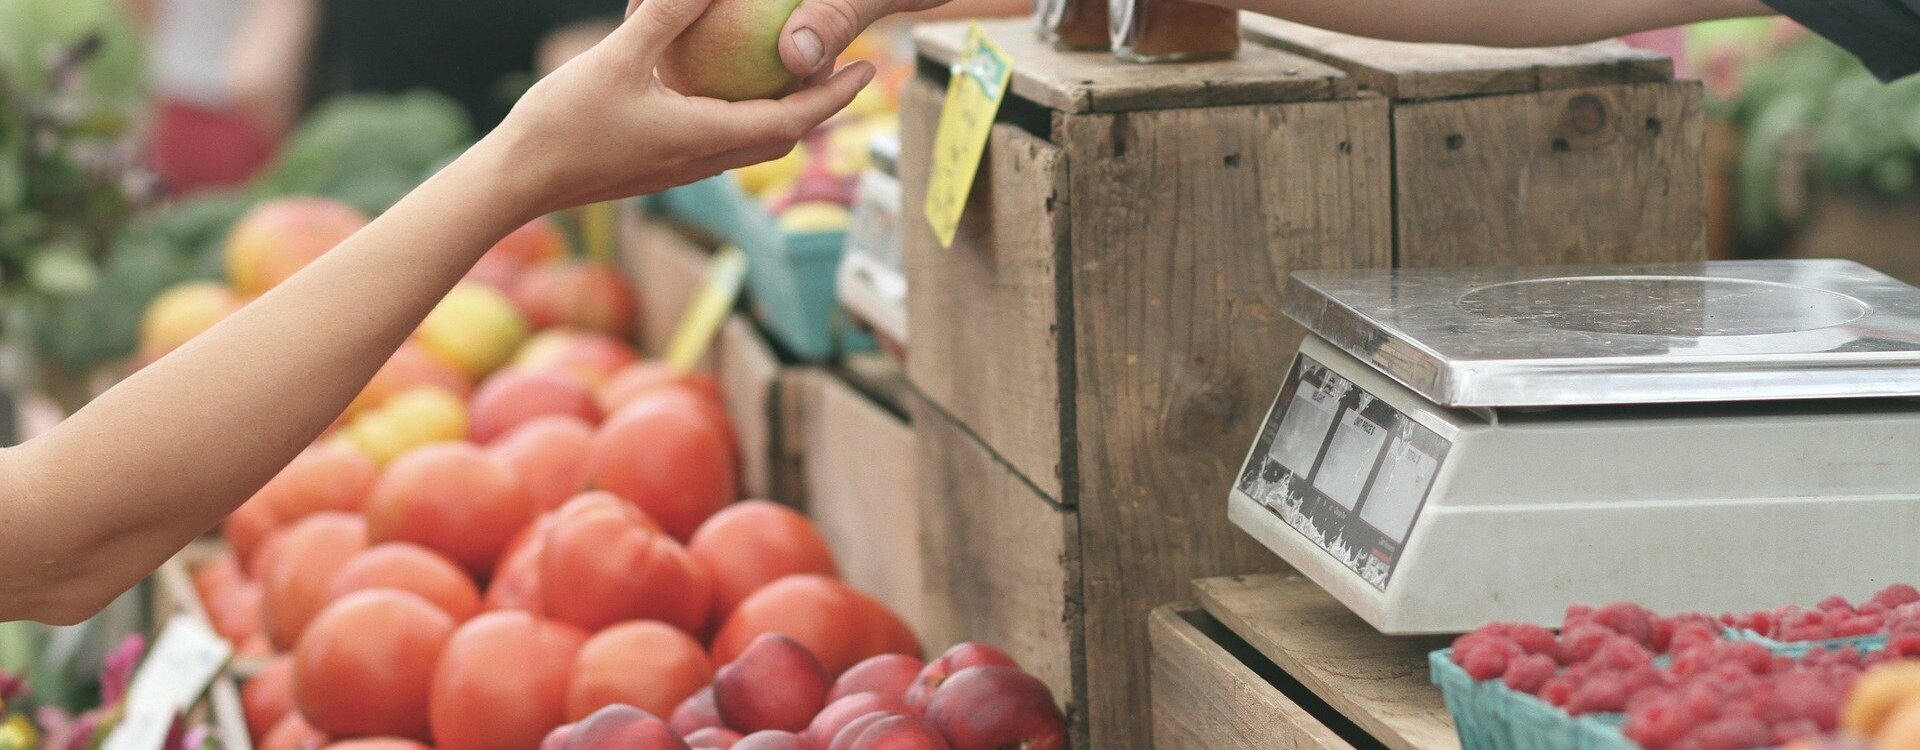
[923,24,1013,249]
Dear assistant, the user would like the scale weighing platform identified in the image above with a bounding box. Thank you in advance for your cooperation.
[1228,259,1920,634]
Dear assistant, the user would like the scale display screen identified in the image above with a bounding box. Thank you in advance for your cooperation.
[1237,354,1453,589]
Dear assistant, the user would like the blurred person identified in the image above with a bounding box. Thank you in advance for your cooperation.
[134,0,279,193]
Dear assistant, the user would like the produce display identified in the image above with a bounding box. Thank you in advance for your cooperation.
[1444,586,1920,750]
[160,199,1065,750]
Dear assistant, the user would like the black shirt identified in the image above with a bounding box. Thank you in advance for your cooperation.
[1763,0,1920,81]
[308,0,625,132]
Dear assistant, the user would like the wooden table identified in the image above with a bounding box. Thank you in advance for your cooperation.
[1151,573,1458,750]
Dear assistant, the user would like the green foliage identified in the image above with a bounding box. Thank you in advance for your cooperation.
[255,90,475,213]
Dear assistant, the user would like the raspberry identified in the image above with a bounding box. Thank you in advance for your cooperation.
[1816,595,1853,613]
[1779,624,1835,642]
[1591,637,1656,672]
[1559,623,1617,665]
[1669,623,1721,655]
[1539,675,1578,707]
[1871,583,1920,609]
[1881,633,1920,660]
[1506,624,1560,658]
[1686,716,1769,750]
[1566,672,1631,715]
[1564,604,1595,628]
[1502,653,1557,694]
[1654,614,1718,653]
[1722,642,1776,674]
[1459,640,1520,681]
[1594,602,1659,648]
[1833,615,1882,637]
[1860,602,1889,616]
[1620,664,1666,696]
[1761,672,1841,725]
[1678,684,1724,723]
[1624,698,1696,749]
[1766,718,1820,746]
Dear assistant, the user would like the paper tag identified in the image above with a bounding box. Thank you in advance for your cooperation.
[102,618,231,750]
[923,24,1013,249]
[664,245,748,373]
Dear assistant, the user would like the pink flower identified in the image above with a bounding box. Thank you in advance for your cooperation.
[101,634,146,707]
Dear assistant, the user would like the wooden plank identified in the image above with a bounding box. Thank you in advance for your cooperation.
[791,370,926,634]
[1393,82,1707,267]
[914,20,1353,114]
[910,392,1078,721]
[1150,605,1355,750]
[713,315,783,501]
[900,80,1070,501]
[1194,574,1457,750]
[1060,96,1392,750]
[836,353,910,418]
[1241,15,1672,100]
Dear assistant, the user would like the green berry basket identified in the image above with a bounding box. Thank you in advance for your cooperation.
[1431,650,1641,750]
[1721,629,1889,659]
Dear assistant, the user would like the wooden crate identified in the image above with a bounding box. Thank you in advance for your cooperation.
[780,366,925,633]
[900,19,1704,749]
[1149,605,1352,750]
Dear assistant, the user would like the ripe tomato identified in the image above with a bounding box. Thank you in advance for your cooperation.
[688,501,840,621]
[226,496,281,576]
[259,713,328,750]
[320,741,431,750]
[261,513,369,650]
[586,390,736,541]
[566,620,714,721]
[538,494,709,633]
[594,362,727,427]
[328,542,482,621]
[712,575,921,676]
[365,442,531,577]
[243,656,295,743]
[430,611,588,750]
[489,416,595,515]
[294,590,454,741]
[468,370,601,444]
[253,444,379,522]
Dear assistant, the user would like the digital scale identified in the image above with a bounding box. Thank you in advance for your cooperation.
[1229,259,1920,634]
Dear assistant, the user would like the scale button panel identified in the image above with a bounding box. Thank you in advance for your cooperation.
[1238,354,1454,590]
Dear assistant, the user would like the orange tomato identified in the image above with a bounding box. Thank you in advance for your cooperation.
[262,513,369,650]
[226,496,281,576]
[538,494,709,633]
[489,417,595,515]
[253,444,379,522]
[483,516,551,613]
[511,331,639,389]
[348,343,474,420]
[243,656,295,743]
[193,552,244,604]
[294,590,453,741]
[594,362,727,429]
[327,543,482,621]
[688,501,840,621]
[365,443,531,577]
[207,580,265,646]
[586,391,736,541]
[469,370,601,444]
[508,261,636,339]
[259,713,328,750]
[430,611,587,750]
[566,620,714,721]
[712,575,921,676]
[320,740,432,750]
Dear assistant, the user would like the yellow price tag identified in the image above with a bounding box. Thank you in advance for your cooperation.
[923,24,1013,249]
[582,202,616,265]
[664,245,748,374]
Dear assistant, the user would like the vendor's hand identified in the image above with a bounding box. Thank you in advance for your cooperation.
[482,0,876,218]
[777,0,952,77]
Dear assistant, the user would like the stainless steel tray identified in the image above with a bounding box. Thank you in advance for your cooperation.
[1284,259,1920,407]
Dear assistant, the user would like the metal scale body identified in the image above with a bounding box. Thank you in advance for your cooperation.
[1228,259,1920,634]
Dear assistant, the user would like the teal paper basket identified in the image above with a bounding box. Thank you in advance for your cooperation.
[1430,650,1639,750]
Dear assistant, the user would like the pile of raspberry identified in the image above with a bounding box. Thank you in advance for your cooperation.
[1448,600,1920,750]
[1718,584,1920,643]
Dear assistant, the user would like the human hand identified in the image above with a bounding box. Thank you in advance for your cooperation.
[478,0,876,218]
[775,0,954,77]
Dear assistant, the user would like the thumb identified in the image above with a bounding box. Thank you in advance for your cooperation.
[778,0,889,76]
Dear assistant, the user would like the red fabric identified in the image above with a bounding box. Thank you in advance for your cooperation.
[148,99,279,195]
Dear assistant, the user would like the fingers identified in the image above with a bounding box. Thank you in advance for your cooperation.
[760,61,877,141]
[613,0,716,69]
[778,0,891,76]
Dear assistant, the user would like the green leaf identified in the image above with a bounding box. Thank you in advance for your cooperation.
[26,244,99,296]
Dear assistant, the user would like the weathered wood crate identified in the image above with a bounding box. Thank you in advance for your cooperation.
[900,19,1704,749]
[1151,574,1457,750]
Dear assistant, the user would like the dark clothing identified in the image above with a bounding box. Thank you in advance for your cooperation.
[1763,0,1920,81]
[308,0,624,132]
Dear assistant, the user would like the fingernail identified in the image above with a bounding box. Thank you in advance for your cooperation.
[792,28,824,72]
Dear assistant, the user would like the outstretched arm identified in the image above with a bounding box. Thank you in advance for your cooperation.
[0,0,874,625]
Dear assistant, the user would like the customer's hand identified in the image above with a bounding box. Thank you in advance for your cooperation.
[776,0,953,77]
[481,0,876,218]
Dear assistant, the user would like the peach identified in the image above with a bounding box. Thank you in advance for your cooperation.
[805,693,912,748]
[226,197,368,295]
[671,687,726,736]
[490,416,596,514]
[685,728,745,749]
[365,442,531,577]
[513,331,640,390]
[510,261,637,339]
[416,283,529,379]
[562,705,688,750]
[338,387,470,467]
[347,343,473,421]
[538,493,707,631]
[430,612,589,750]
[327,542,482,621]
[588,391,737,541]
[261,512,369,650]
[838,715,950,750]
[468,218,568,290]
[657,0,805,102]
[712,575,922,677]
[469,370,601,443]
[731,732,813,750]
[567,621,715,721]
[715,634,831,734]
[830,655,923,704]
[252,444,379,523]
[540,725,575,750]
[904,644,1018,713]
[138,282,244,361]
[826,714,897,750]
[689,501,839,621]
[922,667,1065,750]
